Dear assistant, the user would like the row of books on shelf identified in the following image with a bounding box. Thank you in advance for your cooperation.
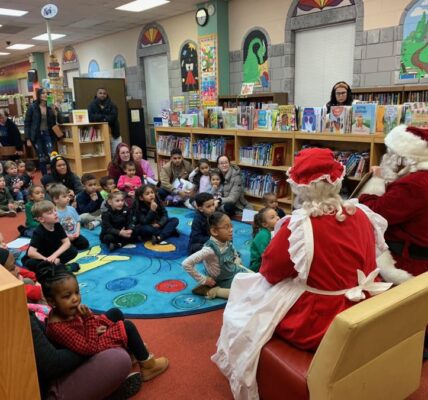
[159,101,428,134]
[353,93,402,105]
[156,135,191,157]
[58,143,105,158]
[192,138,234,161]
[63,127,102,142]
[239,143,286,167]
[241,169,287,199]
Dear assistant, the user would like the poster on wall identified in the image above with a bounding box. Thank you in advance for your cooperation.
[293,0,355,16]
[199,34,218,107]
[400,0,428,80]
[243,30,269,88]
[62,46,78,65]
[181,42,199,92]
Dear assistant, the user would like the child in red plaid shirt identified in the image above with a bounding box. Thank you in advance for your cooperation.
[36,263,169,381]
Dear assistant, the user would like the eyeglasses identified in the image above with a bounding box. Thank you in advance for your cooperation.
[335,91,347,96]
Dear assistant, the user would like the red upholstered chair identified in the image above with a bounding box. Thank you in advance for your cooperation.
[257,272,428,400]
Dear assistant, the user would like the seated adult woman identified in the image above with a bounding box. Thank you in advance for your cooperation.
[108,143,144,182]
[0,109,23,155]
[212,148,392,399]
[30,312,142,399]
[50,154,83,197]
[325,81,353,113]
[217,155,248,216]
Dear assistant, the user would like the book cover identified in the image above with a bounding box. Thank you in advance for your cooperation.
[301,108,317,132]
[278,105,296,131]
[172,96,185,112]
[351,103,377,134]
[376,105,385,133]
[223,109,238,129]
[330,106,346,133]
[256,109,271,130]
[271,143,286,166]
[72,109,89,124]
[383,105,401,135]
[208,109,219,129]
[169,111,181,127]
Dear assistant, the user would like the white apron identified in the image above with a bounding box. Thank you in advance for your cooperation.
[211,204,392,400]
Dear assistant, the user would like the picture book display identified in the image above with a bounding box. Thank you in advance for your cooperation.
[351,104,376,134]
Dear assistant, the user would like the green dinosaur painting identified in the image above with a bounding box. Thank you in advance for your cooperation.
[243,30,269,88]
[400,2,428,79]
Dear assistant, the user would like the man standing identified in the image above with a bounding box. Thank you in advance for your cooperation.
[359,125,428,283]
[88,88,121,154]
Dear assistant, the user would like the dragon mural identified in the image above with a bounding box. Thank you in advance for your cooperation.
[243,30,269,88]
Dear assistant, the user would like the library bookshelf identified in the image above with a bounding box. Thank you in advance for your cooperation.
[155,127,385,212]
[58,122,112,180]
[353,85,428,104]
[218,92,288,108]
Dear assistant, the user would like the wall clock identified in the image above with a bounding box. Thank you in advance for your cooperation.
[195,7,208,27]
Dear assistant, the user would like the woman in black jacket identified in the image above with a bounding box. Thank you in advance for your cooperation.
[0,109,23,154]
[50,154,83,197]
[24,88,59,175]
[133,184,179,245]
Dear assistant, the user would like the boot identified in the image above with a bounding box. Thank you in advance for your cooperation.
[139,354,169,381]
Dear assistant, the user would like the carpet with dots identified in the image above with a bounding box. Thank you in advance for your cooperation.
[74,207,252,318]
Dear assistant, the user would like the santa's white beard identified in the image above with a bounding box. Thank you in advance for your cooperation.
[380,151,416,184]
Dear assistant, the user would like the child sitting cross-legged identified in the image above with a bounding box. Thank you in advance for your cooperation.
[117,161,142,205]
[249,207,280,272]
[187,192,216,255]
[36,262,169,381]
[21,200,80,272]
[51,184,89,251]
[182,211,250,299]
[18,184,45,237]
[133,184,179,245]
[101,190,136,251]
[76,173,103,230]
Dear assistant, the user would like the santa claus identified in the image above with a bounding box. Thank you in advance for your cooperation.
[212,148,392,400]
[359,125,428,283]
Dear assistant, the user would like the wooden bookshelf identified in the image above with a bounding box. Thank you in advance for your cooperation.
[218,92,288,108]
[58,122,111,180]
[155,127,386,212]
[353,85,428,104]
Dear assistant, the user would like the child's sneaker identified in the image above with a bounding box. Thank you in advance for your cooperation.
[87,220,101,230]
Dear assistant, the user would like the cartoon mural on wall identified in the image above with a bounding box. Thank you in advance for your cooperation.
[400,1,428,80]
[180,42,199,92]
[293,0,355,16]
[139,25,165,48]
[243,30,269,88]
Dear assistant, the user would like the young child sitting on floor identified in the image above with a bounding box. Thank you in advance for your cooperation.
[0,247,43,303]
[76,173,103,230]
[208,169,224,209]
[188,192,216,255]
[117,161,142,204]
[18,184,45,237]
[100,191,136,251]
[51,184,89,251]
[0,175,19,217]
[36,262,169,381]
[262,192,285,219]
[21,200,79,272]
[189,158,211,194]
[182,211,249,299]
[4,160,28,202]
[133,184,179,245]
[99,176,116,200]
[249,207,279,272]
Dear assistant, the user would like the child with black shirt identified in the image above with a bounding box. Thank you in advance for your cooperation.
[76,173,103,230]
[101,191,135,251]
[188,192,216,255]
[262,192,286,219]
[133,184,179,245]
[22,200,79,272]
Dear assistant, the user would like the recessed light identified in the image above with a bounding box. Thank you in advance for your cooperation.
[116,0,169,13]
[0,52,10,55]
[32,33,66,41]
[6,44,34,50]
[0,8,28,17]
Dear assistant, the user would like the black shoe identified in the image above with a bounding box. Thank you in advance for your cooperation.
[17,225,26,236]
[67,263,80,273]
[171,229,180,237]
[105,371,143,400]
[151,235,159,245]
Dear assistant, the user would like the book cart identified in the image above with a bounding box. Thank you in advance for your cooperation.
[155,126,385,213]
[57,122,111,180]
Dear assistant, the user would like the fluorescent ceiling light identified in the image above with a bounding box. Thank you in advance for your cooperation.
[116,0,169,13]
[0,8,28,17]
[33,33,66,41]
[6,44,34,50]
[0,52,10,55]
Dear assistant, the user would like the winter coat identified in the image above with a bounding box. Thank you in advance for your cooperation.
[88,96,120,138]
[133,196,168,228]
[24,103,57,142]
[159,160,193,192]
[100,205,133,239]
[0,118,23,150]
[221,165,248,210]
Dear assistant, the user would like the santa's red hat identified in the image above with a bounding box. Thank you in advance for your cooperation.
[385,125,428,161]
[287,148,345,187]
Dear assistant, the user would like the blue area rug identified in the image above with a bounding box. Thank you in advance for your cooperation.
[74,208,252,318]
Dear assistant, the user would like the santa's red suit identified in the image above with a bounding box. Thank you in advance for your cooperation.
[359,125,428,279]
[212,148,391,400]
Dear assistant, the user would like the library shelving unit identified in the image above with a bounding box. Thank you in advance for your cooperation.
[155,127,386,212]
[58,122,111,180]
[353,85,428,104]
[218,92,288,108]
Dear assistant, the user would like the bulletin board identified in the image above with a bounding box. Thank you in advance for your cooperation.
[73,77,129,144]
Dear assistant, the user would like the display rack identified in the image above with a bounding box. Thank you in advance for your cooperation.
[155,127,385,212]
[58,122,111,180]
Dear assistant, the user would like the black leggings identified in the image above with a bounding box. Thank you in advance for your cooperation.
[104,308,149,361]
